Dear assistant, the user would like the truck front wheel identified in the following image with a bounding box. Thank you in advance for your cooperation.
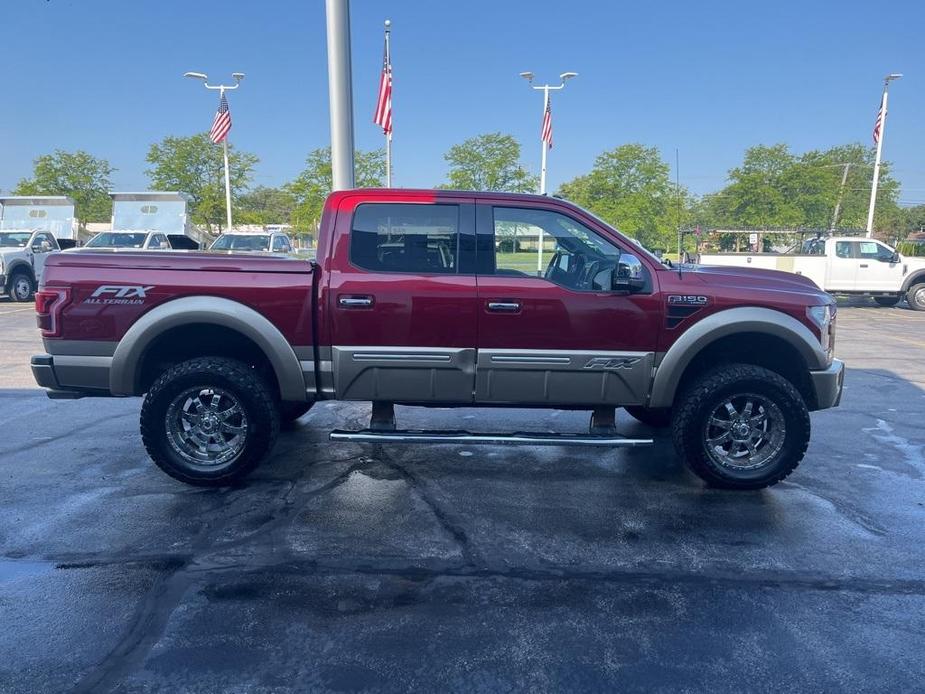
[9,272,34,302]
[140,357,280,486]
[906,284,925,311]
[672,364,810,490]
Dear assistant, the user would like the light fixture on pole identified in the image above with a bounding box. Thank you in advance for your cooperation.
[520,70,577,272]
[865,72,902,238]
[184,71,244,232]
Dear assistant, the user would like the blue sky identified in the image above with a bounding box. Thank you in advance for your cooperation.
[1,0,922,204]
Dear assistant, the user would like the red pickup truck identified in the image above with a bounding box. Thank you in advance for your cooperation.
[31,189,843,490]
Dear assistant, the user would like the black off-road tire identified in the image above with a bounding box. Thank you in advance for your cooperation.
[906,283,925,312]
[624,405,672,428]
[873,296,900,308]
[672,364,810,490]
[9,272,34,302]
[140,357,280,486]
[281,401,314,423]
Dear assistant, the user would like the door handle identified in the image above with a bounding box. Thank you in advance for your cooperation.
[338,296,374,308]
[487,301,522,312]
[859,264,869,268]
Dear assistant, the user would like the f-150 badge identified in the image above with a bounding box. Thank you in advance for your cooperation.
[667,295,709,306]
[84,285,154,305]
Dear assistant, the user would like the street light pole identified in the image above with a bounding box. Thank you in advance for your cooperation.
[184,71,244,232]
[520,71,577,273]
[866,73,902,238]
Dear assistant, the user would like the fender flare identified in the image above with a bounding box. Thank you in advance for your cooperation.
[4,259,36,284]
[648,306,828,409]
[110,295,306,401]
[901,269,925,294]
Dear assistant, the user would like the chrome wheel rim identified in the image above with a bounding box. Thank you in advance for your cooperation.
[13,277,31,300]
[702,393,786,471]
[165,386,248,468]
[915,287,925,308]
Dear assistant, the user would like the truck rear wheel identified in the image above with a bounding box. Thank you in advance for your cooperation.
[140,357,280,486]
[9,272,34,302]
[672,364,810,490]
[906,284,925,311]
[624,406,672,428]
[874,296,900,307]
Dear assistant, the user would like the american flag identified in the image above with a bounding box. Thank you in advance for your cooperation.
[210,93,232,144]
[541,96,553,149]
[872,94,885,144]
[373,39,392,135]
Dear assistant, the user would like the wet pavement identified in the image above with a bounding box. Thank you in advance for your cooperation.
[1,297,924,692]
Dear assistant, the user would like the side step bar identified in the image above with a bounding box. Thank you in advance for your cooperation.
[329,429,653,447]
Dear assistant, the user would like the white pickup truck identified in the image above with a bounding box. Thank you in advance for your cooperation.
[0,229,61,301]
[700,237,925,311]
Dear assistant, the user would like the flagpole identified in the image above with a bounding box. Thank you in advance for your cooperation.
[385,20,392,187]
[222,130,233,231]
[865,73,902,238]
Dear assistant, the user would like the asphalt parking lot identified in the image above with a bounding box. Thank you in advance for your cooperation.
[1,298,924,692]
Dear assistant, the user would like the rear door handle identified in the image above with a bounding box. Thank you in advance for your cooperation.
[338,295,374,308]
[487,301,522,313]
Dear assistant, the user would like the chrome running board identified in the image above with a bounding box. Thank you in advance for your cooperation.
[329,429,653,447]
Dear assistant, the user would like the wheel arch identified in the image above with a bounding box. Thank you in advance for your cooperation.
[649,307,827,409]
[110,296,306,401]
[5,258,36,284]
[901,269,925,294]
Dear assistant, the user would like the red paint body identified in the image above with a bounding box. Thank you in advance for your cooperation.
[41,190,831,356]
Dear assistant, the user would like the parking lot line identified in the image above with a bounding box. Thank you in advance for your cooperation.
[0,307,34,316]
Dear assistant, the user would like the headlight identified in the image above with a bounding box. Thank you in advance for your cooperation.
[806,304,836,361]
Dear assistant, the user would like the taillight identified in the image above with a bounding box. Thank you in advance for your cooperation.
[35,287,71,337]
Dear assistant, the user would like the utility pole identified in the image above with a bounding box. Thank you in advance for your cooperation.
[326,0,356,190]
[519,70,577,273]
[183,71,245,232]
[866,73,902,237]
[830,163,851,231]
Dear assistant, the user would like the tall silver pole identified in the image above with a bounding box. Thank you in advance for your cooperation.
[222,137,232,231]
[385,20,392,187]
[325,0,355,191]
[866,74,901,237]
[539,86,549,195]
[866,86,888,237]
[537,86,549,274]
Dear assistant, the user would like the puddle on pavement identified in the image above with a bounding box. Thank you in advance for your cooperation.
[0,559,55,584]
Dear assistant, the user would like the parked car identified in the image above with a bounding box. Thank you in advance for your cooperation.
[209,231,293,253]
[81,230,173,251]
[0,229,60,301]
[700,236,925,310]
[32,189,843,490]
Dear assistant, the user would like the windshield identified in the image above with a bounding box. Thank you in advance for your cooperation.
[210,234,271,252]
[0,232,32,248]
[87,232,148,248]
[563,201,670,267]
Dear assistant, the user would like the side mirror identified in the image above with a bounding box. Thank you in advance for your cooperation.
[32,241,52,253]
[612,253,646,292]
[890,251,900,264]
[159,241,171,249]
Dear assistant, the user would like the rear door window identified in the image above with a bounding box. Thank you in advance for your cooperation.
[350,203,459,274]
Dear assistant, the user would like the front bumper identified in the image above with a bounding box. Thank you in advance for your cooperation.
[809,358,845,410]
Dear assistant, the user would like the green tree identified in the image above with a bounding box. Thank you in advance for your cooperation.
[441,132,537,192]
[237,186,297,226]
[286,147,385,233]
[14,150,114,224]
[557,144,682,250]
[145,133,258,232]
[704,143,902,238]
